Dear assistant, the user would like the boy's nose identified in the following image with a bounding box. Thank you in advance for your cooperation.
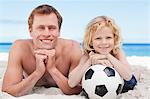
[102,39,107,44]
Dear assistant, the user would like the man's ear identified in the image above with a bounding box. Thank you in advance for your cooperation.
[57,30,60,37]
[29,27,33,37]
[58,31,60,37]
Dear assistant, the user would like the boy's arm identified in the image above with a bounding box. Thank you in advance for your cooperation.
[106,49,132,80]
[68,55,90,88]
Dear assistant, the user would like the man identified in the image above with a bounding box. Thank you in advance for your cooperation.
[2,4,82,97]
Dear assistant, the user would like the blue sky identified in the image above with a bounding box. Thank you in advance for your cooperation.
[0,0,149,43]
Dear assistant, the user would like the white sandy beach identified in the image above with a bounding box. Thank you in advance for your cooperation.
[0,53,150,99]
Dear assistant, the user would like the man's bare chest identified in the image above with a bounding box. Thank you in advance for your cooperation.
[22,55,70,78]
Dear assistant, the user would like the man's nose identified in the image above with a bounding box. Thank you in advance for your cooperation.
[43,27,50,35]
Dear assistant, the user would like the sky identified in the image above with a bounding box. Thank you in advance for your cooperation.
[0,0,149,43]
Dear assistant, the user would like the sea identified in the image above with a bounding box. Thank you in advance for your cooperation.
[0,43,150,56]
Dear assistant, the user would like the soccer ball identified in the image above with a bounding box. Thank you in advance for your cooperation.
[82,65,123,99]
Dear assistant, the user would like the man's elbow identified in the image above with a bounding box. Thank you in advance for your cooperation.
[68,80,76,88]
[68,74,79,88]
[63,89,81,95]
[2,87,23,97]
[63,85,82,95]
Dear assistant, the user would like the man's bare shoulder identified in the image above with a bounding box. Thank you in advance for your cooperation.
[59,38,81,49]
[10,39,32,53]
[58,38,82,58]
[13,39,31,44]
[13,39,32,46]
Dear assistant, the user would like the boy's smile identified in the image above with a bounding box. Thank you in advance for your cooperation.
[92,26,115,55]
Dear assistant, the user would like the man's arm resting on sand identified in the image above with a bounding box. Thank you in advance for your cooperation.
[2,40,44,97]
[2,70,43,97]
[48,67,82,95]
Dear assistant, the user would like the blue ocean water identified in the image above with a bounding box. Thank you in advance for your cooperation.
[122,43,150,56]
[0,43,150,56]
[0,43,12,53]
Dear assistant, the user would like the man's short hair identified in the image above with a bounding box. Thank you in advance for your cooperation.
[28,4,63,30]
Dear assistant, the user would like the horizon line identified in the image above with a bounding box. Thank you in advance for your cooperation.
[0,42,150,45]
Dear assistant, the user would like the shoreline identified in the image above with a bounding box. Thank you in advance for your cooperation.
[1,52,150,67]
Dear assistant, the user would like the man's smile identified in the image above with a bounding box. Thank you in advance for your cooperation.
[40,39,53,44]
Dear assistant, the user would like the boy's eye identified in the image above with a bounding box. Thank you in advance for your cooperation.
[96,37,101,40]
[106,37,112,39]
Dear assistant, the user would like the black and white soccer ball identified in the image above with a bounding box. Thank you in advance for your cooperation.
[82,64,123,99]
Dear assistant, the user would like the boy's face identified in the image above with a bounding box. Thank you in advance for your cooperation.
[92,26,115,55]
[29,13,60,50]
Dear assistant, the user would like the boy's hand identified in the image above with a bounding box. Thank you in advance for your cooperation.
[89,51,113,67]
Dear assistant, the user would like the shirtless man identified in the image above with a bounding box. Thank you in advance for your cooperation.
[2,4,82,97]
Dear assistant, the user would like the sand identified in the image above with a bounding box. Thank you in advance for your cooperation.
[0,56,150,99]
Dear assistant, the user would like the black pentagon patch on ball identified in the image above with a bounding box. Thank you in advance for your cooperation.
[116,84,122,95]
[103,67,115,77]
[95,85,108,97]
[81,88,89,99]
[85,69,94,80]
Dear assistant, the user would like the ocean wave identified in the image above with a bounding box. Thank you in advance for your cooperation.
[0,52,150,68]
[127,56,150,68]
[0,52,8,61]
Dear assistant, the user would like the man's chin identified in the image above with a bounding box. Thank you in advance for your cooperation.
[37,46,54,50]
[42,47,54,50]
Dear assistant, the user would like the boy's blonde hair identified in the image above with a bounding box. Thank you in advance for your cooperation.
[83,16,122,55]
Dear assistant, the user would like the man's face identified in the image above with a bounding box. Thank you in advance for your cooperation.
[30,13,60,50]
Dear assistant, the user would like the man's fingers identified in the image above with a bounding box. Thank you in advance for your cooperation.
[35,53,47,60]
[34,49,55,56]
[34,50,48,55]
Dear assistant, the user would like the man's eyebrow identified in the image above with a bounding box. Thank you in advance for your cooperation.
[37,25,56,27]
[48,25,57,28]
[49,25,56,26]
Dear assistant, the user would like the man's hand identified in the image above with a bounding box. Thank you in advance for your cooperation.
[45,49,56,72]
[34,52,47,75]
[34,49,56,72]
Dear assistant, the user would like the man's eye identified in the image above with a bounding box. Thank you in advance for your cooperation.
[48,27,56,30]
[38,26,45,30]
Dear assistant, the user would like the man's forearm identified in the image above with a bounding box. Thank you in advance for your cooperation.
[48,67,82,95]
[2,71,43,97]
